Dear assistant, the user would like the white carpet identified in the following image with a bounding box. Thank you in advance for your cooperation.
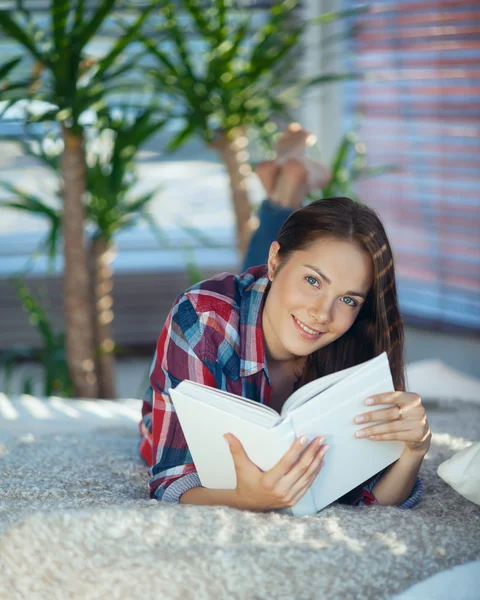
[0,396,479,599]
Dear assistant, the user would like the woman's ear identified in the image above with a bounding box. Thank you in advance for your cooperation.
[267,241,281,281]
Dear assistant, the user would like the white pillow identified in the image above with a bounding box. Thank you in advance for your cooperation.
[437,442,480,506]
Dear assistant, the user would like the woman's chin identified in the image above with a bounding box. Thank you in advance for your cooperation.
[283,335,331,358]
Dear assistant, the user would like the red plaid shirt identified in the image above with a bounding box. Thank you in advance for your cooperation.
[139,266,422,508]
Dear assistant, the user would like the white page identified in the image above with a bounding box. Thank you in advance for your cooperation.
[287,354,403,512]
[177,380,281,428]
[170,388,297,491]
[281,356,381,416]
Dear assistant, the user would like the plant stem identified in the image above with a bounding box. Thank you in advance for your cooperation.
[90,235,117,400]
[211,129,255,258]
[61,125,98,398]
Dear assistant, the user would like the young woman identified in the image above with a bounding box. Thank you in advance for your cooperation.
[138,131,432,513]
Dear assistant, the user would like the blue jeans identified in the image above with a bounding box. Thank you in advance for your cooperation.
[241,199,294,272]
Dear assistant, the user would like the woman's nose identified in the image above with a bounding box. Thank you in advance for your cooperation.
[308,294,333,324]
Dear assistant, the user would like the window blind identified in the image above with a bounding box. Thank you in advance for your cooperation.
[342,0,480,332]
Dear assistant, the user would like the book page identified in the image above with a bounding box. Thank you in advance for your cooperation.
[281,357,372,416]
[285,353,403,512]
[177,380,281,428]
[170,388,296,490]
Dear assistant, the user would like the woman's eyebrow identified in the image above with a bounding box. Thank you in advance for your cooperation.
[303,264,367,299]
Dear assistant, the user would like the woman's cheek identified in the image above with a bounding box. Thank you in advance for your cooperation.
[339,308,357,333]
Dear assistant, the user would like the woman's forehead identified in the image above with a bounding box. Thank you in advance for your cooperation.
[291,238,374,290]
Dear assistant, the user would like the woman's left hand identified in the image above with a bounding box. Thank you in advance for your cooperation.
[354,391,432,455]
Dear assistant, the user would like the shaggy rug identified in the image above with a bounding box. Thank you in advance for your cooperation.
[0,400,479,600]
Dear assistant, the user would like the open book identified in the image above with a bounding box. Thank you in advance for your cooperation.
[169,352,404,516]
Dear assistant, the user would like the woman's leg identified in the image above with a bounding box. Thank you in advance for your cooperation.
[241,124,332,272]
[241,158,309,271]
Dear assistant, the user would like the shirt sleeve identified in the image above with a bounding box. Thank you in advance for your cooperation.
[139,294,217,503]
[337,469,423,509]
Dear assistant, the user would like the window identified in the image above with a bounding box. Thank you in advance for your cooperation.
[342,0,480,331]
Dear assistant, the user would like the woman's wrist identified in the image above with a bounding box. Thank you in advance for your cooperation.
[404,436,431,458]
[179,486,240,508]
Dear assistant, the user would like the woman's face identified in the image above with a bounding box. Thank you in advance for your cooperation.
[262,236,374,362]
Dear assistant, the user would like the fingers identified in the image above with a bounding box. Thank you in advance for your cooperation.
[356,391,428,441]
[286,443,328,499]
[224,433,260,475]
[262,435,313,488]
[279,437,326,490]
[355,404,413,425]
[356,419,412,439]
[289,462,324,507]
[364,391,422,408]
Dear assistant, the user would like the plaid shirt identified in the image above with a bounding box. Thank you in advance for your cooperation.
[139,265,422,509]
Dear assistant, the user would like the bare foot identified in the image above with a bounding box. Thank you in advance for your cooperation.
[275,123,317,163]
[254,160,280,198]
[275,123,332,194]
[254,124,332,208]
[270,158,308,210]
[303,158,333,192]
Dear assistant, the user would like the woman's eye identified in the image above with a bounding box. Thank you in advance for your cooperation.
[305,275,319,287]
[342,296,357,307]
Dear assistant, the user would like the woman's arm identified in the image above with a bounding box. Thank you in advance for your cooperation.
[181,433,328,512]
[372,447,426,506]
[354,390,432,507]
[180,488,238,507]
[140,295,217,501]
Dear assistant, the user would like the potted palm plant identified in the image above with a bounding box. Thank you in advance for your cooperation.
[0,0,162,396]
[141,0,359,256]
[0,103,168,398]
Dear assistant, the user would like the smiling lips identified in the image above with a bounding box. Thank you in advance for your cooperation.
[292,315,326,338]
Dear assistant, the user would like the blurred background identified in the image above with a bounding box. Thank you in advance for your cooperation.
[0,0,478,402]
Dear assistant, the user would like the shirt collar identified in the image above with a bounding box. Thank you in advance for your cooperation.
[238,266,269,377]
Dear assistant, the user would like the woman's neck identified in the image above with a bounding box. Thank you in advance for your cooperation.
[266,349,306,382]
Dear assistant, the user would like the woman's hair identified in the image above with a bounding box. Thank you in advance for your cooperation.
[275,196,405,391]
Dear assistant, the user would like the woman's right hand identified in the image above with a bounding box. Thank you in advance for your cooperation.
[223,433,328,511]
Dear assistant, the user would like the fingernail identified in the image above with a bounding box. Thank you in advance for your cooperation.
[318,437,325,446]
[355,415,365,423]
[356,430,366,438]
[365,398,374,405]
[322,445,329,453]
[299,435,308,445]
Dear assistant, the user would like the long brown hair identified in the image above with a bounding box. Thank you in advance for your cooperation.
[275,197,405,391]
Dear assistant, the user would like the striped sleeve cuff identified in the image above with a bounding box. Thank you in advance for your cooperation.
[364,474,423,509]
[159,473,202,503]
[396,477,423,509]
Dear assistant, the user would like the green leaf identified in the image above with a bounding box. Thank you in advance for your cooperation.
[166,120,198,152]
[141,211,172,249]
[121,190,157,215]
[175,215,220,248]
[25,108,61,123]
[351,165,399,181]
[52,0,70,55]
[0,346,35,395]
[0,182,61,222]
[159,2,198,84]
[11,278,57,349]
[182,0,212,40]
[75,0,117,49]
[93,1,163,81]
[308,5,369,26]
[73,0,86,35]
[0,56,23,80]
[302,72,362,88]
[184,250,204,286]
[0,10,45,63]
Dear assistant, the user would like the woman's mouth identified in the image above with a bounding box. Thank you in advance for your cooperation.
[292,315,326,340]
